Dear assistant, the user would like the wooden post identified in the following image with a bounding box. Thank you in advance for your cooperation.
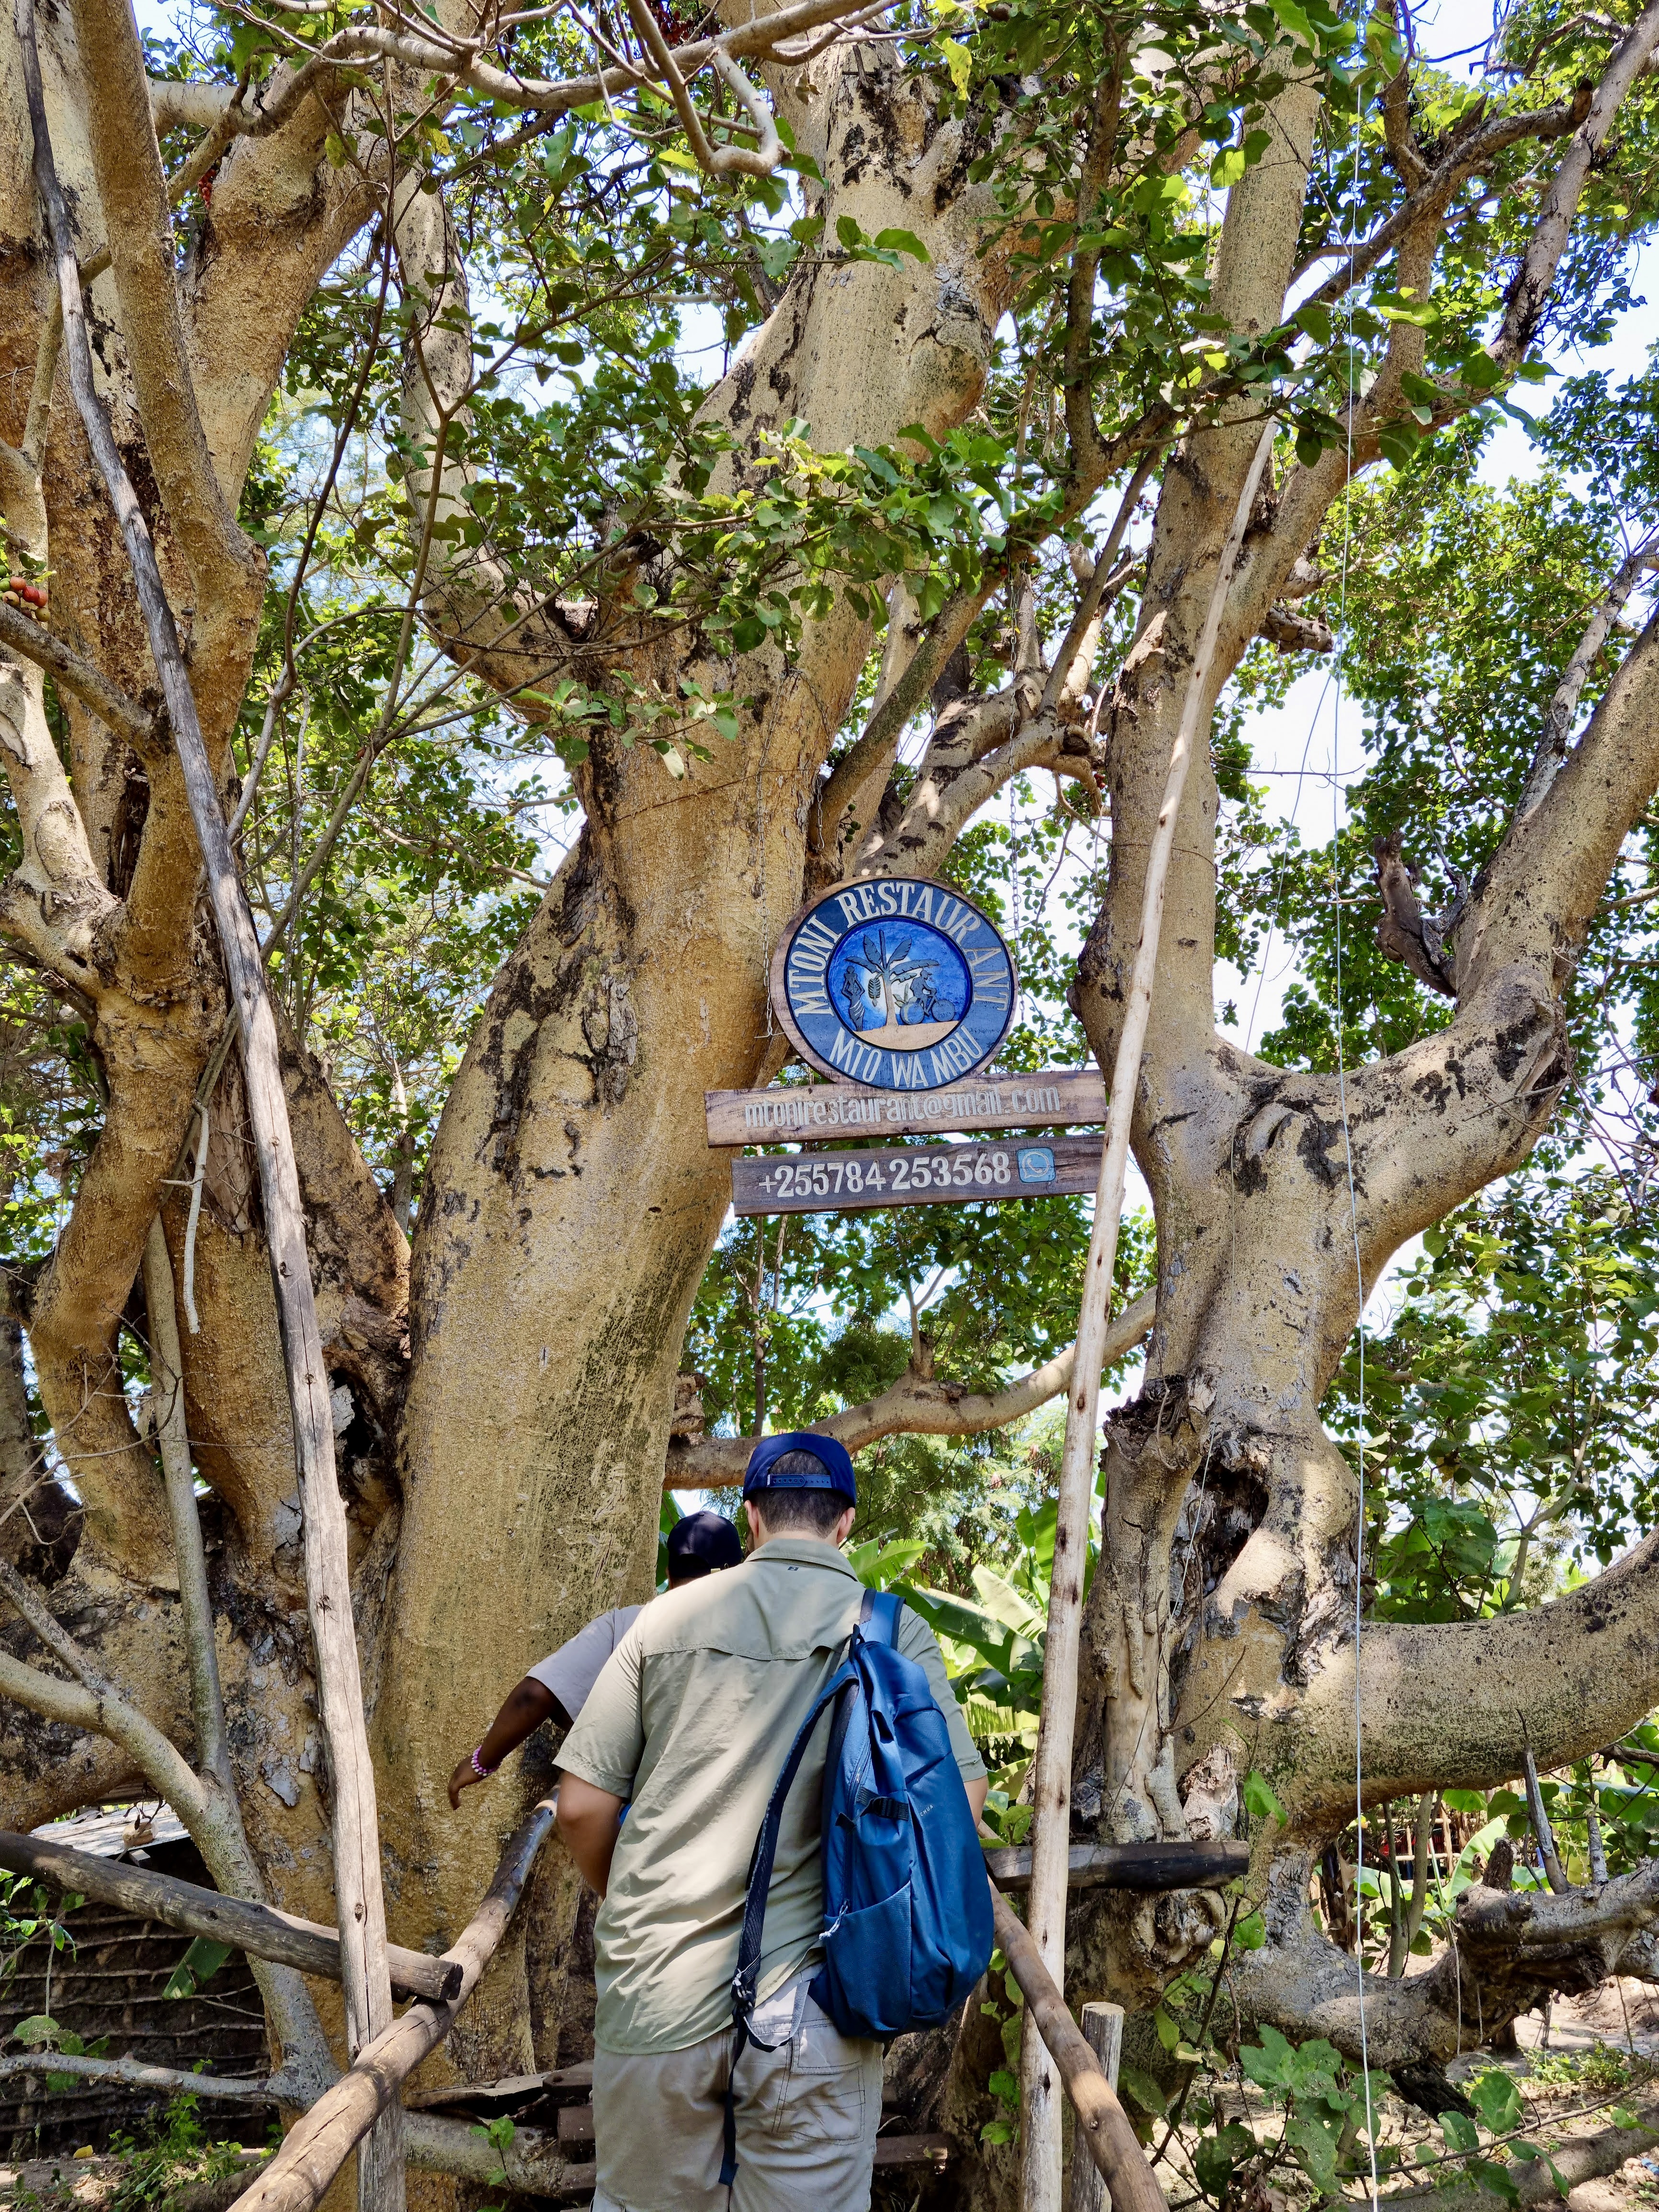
[1068,2005,1124,2212]
[1017,424,1276,2212]
[11,11,403,2201]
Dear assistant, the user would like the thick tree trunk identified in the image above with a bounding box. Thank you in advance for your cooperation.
[374,38,1019,2030]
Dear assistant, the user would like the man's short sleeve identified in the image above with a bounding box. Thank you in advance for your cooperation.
[527,1605,642,1726]
[897,1607,987,1783]
[557,1623,647,1799]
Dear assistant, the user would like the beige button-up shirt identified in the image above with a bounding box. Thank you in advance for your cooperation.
[557,1536,985,2055]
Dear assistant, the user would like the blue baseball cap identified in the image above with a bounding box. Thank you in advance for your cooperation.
[742,1431,857,1504]
[666,1509,744,1580]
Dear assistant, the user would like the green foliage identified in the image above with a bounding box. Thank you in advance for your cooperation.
[1526,2043,1632,2094]
[104,2092,250,2212]
[1325,1168,1659,1618]
[2,1871,80,1990]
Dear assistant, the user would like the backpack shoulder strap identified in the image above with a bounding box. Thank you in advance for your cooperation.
[721,1657,855,2186]
[857,1586,904,1647]
[731,1658,855,2020]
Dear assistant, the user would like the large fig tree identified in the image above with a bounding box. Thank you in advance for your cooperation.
[2,0,1659,2194]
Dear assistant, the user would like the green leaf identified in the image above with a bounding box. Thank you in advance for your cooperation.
[11,2015,62,2048]
[1194,2121,1255,2195]
[872,228,931,264]
[1242,1770,1286,1824]
[1286,2112,1341,2190]
[1474,2158,1521,2203]
[1442,2110,1480,2154]
[940,35,972,97]
[1118,2064,1168,2117]
[1469,2070,1523,2134]
[1266,0,1315,44]
[163,1936,234,2002]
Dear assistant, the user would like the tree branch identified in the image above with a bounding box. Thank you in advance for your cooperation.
[0,597,159,750]
[1279,1527,1659,1815]
[1461,605,1659,1003]
[148,77,238,133]
[0,659,120,991]
[0,1591,214,1834]
[0,2052,280,2100]
[665,1288,1154,1487]
[1515,532,1659,821]
[266,0,898,129]
[142,1219,231,1792]
[1381,2101,1659,2212]
[68,0,262,628]
[1491,0,1659,366]
[1301,88,1594,315]
[815,455,1156,867]
[15,8,401,2174]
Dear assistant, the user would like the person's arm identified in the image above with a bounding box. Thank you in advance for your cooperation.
[557,1774,626,1896]
[966,1775,989,1824]
[447,1678,567,1810]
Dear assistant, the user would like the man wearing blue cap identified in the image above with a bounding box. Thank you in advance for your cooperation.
[446,1510,744,1810]
[556,1435,986,2212]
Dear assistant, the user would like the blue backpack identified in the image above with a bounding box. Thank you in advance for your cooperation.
[720,1590,993,2184]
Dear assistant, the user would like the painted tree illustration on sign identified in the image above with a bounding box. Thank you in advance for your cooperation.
[843,928,948,1035]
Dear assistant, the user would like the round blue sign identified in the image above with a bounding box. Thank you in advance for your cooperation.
[771,878,1016,1091]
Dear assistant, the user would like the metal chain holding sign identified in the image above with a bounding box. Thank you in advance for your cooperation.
[1017,427,1276,2212]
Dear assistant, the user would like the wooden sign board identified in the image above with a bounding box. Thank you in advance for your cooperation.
[706,1069,1106,1149]
[732,1135,1104,1216]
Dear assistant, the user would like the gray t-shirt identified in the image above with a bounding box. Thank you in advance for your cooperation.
[527,1605,643,1725]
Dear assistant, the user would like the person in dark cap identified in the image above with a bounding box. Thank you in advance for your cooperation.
[555,1435,985,2212]
[447,1509,743,1810]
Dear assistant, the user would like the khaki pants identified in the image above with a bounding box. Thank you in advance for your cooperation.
[591,1972,883,2212]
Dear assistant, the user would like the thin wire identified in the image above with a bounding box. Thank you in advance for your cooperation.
[1329,39,1380,2212]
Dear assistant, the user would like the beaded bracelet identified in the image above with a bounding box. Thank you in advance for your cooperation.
[471,1745,499,1780]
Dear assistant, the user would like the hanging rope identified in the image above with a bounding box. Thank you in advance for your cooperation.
[1330,30,1379,2209]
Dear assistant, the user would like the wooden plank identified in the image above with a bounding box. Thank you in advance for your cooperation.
[875,2135,953,2166]
[405,2065,591,2110]
[732,1135,1103,1216]
[0,1829,460,2003]
[557,2107,594,2145]
[985,1838,1249,1894]
[705,1069,1105,1147]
